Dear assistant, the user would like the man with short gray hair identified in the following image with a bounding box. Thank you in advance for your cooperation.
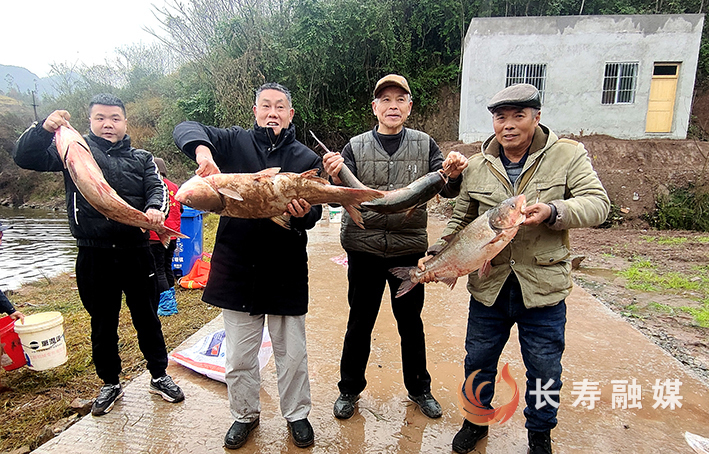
[323,74,468,421]
[421,83,609,454]
[173,82,321,449]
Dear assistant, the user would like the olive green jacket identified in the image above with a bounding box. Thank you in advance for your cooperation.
[437,124,610,308]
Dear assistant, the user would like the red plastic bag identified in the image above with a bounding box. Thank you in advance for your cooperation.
[178,253,212,289]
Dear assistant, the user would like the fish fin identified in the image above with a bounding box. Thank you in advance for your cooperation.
[439,277,458,289]
[164,226,188,240]
[403,204,420,220]
[217,188,244,201]
[271,215,291,229]
[300,168,321,179]
[478,260,492,278]
[441,233,457,243]
[344,205,365,229]
[157,231,172,248]
[389,266,420,298]
[488,232,506,244]
[257,167,281,177]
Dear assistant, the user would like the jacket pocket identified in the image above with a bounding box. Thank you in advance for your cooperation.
[531,178,567,203]
[535,245,570,266]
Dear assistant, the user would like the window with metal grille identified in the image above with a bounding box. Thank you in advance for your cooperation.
[602,62,638,104]
[506,64,546,102]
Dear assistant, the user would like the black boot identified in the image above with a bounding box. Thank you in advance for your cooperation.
[528,430,552,454]
[452,419,488,454]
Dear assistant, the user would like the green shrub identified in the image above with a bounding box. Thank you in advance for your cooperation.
[647,184,709,231]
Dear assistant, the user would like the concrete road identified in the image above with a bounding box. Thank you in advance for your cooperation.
[32,218,709,453]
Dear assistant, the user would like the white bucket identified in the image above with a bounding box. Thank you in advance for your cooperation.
[329,206,343,223]
[14,311,68,371]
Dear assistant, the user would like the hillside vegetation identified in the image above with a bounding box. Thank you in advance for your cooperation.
[1,0,708,210]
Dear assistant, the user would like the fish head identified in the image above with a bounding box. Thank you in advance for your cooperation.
[488,194,526,230]
[175,176,225,213]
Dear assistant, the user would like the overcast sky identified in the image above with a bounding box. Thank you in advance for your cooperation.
[2,0,168,78]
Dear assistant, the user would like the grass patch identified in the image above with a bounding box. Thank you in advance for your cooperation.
[617,259,708,295]
[0,216,219,452]
[647,302,675,314]
[620,302,643,319]
[641,235,689,246]
[679,304,709,328]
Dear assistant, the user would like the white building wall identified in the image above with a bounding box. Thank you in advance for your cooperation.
[459,14,705,143]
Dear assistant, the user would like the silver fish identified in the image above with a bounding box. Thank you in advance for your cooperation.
[389,195,527,297]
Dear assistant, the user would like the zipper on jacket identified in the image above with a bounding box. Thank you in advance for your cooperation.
[73,192,79,225]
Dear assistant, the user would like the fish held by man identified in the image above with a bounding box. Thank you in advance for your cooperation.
[360,170,447,215]
[174,167,384,228]
[389,195,527,298]
[310,130,449,215]
[55,123,186,247]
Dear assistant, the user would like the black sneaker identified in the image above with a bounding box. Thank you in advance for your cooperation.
[149,375,185,403]
[333,393,360,419]
[408,392,443,418]
[91,384,124,416]
[452,419,488,454]
[528,430,552,454]
[287,418,315,448]
[224,419,259,449]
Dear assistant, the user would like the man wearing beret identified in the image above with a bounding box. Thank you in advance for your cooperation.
[420,83,609,453]
[323,74,468,420]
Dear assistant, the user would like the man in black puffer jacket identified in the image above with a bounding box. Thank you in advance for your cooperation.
[13,93,184,417]
[173,82,321,450]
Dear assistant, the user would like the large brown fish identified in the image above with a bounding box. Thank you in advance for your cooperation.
[55,123,186,247]
[174,167,384,228]
[389,195,526,297]
[309,131,450,215]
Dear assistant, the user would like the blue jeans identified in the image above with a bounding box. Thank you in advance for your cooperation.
[463,273,566,432]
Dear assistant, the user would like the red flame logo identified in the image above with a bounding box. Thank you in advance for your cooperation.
[457,363,520,425]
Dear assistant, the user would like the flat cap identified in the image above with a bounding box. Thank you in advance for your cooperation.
[373,74,411,98]
[487,83,542,112]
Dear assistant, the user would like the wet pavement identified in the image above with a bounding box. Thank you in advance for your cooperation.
[31,218,709,453]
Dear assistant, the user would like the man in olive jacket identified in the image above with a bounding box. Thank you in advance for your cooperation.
[422,84,610,454]
[173,83,321,450]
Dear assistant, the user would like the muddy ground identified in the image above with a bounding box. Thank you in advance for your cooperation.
[569,227,709,385]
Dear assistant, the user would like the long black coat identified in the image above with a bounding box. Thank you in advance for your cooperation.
[173,121,322,315]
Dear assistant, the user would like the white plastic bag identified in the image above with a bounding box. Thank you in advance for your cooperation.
[170,328,272,383]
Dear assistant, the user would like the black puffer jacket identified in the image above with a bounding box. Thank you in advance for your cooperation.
[173,121,323,315]
[13,121,168,248]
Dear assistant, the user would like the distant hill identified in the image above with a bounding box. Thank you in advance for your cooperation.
[0,64,59,97]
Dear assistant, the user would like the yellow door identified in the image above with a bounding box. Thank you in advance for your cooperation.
[646,64,679,133]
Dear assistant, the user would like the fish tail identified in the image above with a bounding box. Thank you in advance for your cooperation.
[389,266,419,298]
[340,188,384,229]
[338,188,384,206]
